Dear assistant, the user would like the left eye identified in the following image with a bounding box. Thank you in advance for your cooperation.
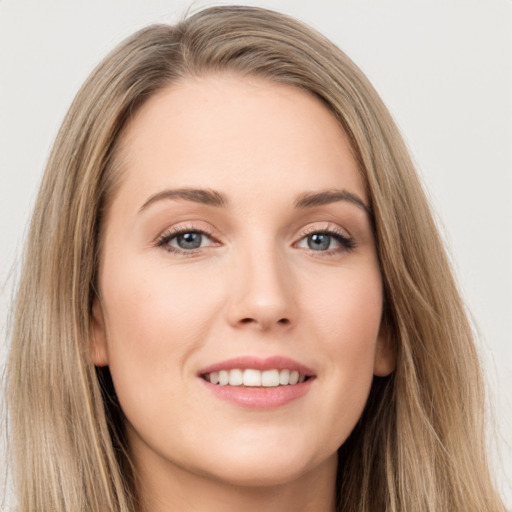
[297,232,344,251]
[160,231,213,250]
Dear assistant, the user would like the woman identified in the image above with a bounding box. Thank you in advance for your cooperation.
[5,5,505,511]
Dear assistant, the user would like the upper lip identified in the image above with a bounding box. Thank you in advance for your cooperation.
[198,356,315,376]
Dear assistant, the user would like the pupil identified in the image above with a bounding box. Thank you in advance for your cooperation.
[308,233,330,251]
[177,232,202,249]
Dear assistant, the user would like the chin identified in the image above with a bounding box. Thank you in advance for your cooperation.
[202,459,315,488]
[192,441,331,488]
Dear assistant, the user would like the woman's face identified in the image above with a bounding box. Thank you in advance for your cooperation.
[92,75,394,490]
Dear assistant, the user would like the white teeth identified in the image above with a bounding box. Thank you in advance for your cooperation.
[205,368,309,387]
[229,368,243,386]
[218,370,229,386]
[243,369,261,387]
[261,369,280,387]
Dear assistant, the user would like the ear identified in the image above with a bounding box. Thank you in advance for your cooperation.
[373,318,396,377]
[90,297,109,367]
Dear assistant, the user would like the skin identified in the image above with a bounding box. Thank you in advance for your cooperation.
[92,74,395,512]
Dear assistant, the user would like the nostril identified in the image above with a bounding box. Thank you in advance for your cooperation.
[238,317,291,327]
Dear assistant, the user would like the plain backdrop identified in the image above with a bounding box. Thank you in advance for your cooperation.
[1,0,511,507]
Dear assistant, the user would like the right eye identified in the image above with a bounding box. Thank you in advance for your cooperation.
[156,227,217,255]
[170,232,207,250]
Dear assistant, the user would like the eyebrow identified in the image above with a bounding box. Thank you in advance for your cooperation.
[294,189,371,216]
[138,187,371,216]
[139,188,228,212]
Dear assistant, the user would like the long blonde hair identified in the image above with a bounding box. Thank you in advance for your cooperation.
[5,5,504,511]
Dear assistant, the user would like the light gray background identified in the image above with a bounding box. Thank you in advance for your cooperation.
[1,0,511,507]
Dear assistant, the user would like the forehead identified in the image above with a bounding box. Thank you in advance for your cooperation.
[114,74,366,209]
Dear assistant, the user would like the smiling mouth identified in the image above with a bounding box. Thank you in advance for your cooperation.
[202,368,310,387]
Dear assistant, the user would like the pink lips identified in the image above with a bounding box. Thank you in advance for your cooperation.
[198,356,315,410]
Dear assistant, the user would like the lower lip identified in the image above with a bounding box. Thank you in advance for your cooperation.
[201,378,314,409]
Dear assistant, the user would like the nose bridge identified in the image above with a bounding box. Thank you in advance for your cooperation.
[226,234,296,330]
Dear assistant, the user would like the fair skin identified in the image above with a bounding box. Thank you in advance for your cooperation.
[92,74,395,512]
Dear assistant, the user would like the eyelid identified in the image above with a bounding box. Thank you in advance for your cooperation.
[154,223,221,255]
[293,222,356,254]
[296,222,351,239]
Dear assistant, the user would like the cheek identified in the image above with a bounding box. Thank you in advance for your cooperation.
[305,262,383,351]
[303,265,383,428]
[99,255,223,405]
[103,252,220,338]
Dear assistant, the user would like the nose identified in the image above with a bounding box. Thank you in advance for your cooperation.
[225,244,297,331]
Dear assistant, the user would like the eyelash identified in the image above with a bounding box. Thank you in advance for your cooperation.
[156,225,218,256]
[296,225,356,255]
[155,224,356,257]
